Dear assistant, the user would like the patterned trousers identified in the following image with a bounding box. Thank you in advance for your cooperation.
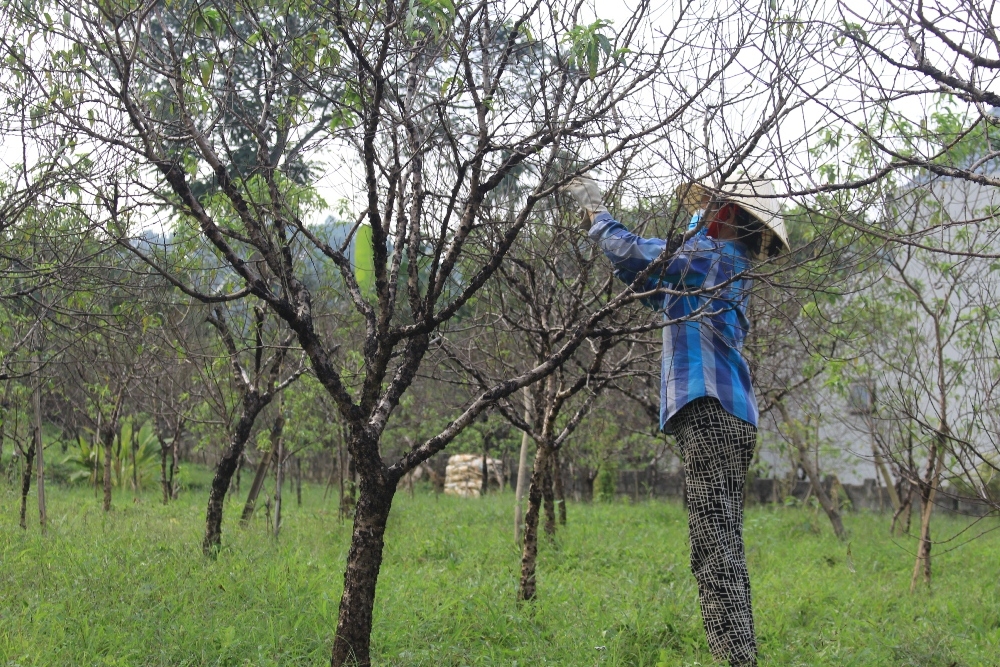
[673,397,758,667]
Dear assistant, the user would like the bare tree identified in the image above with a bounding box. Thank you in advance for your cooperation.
[438,214,657,600]
[797,172,999,588]
[202,304,305,554]
[748,247,853,541]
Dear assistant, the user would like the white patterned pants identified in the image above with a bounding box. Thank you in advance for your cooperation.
[673,397,758,667]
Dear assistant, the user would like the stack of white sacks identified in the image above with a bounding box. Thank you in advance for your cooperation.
[444,454,504,497]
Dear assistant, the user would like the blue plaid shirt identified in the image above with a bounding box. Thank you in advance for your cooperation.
[589,212,758,431]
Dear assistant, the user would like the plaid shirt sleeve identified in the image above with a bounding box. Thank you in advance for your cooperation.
[589,212,720,300]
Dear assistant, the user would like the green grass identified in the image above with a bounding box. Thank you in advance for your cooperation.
[1,481,998,666]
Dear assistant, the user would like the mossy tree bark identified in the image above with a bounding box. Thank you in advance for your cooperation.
[330,439,396,667]
[204,393,270,554]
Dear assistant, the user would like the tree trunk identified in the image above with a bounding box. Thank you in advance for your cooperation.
[341,453,357,517]
[240,411,283,525]
[101,426,114,512]
[514,387,532,544]
[324,452,337,501]
[336,434,346,516]
[894,431,918,535]
[892,481,915,535]
[481,445,489,496]
[776,401,846,540]
[131,430,138,491]
[170,435,180,500]
[586,467,598,502]
[235,452,244,495]
[552,448,566,526]
[91,411,101,495]
[33,364,46,531]
[513,399,532,543]
[160,438,171,504]
[296,455,303,507]
[541,450,556,537]
[799,455,846,540]
[203,393,265,555]
[329,474,395,667]
[242,450,274,525]
[500,451,509,492]
[273,426,285,538]
[910,445,945,592]
[518,445,549,601]
[869,425,901,511]
[18,442,35,530]
[114,424,124,489]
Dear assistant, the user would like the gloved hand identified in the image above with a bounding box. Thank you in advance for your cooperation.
[560,175,608,229]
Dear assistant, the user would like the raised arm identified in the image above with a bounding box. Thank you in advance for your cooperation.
[562,176,715,309]
[589,212,668,284]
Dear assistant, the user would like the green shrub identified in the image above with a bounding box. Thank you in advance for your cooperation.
[595,464,616,502]
[61,418,160,489]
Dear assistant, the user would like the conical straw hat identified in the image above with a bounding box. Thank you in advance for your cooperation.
[676,177,789,259]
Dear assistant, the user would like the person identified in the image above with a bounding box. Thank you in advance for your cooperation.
[561,175,789,667]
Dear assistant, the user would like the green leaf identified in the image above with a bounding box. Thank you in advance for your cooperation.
[199,59,214,87]
[562,19,615,81]
[354,224,375,293]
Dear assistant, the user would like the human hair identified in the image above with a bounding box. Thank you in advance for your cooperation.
[732,206,763,257]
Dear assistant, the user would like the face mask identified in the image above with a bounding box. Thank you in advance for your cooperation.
[687,210,703,232]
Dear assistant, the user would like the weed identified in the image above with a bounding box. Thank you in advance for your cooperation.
[0,481,997,666]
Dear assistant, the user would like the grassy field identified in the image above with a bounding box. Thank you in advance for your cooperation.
[1,480,998,667]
